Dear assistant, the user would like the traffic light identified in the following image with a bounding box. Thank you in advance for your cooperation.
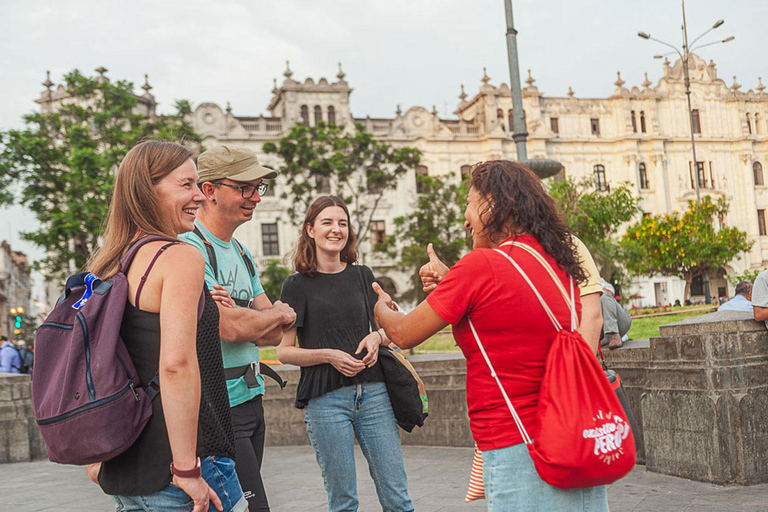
[9,306,25,334]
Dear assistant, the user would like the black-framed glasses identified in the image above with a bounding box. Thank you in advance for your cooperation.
[211,180,268,198]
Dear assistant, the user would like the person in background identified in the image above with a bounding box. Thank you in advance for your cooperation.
[0,335,21,374]
[718,281,753,313]
[599,279,632,349]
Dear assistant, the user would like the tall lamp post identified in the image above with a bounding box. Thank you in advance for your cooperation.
[502,0,562,179]
[637,0,733,303]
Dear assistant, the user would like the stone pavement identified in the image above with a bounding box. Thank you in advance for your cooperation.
[3,445,768,512]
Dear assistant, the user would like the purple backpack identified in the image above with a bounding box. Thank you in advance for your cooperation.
[33,236,178,465]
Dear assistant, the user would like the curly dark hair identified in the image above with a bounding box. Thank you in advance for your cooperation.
[470,160,587,284]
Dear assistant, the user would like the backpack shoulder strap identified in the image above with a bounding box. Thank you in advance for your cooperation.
[232,238,256,278]
[192,225,219,280]
[119,235,179,274]
[134,242,181,310]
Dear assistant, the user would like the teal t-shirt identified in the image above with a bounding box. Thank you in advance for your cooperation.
[180,221,265,406]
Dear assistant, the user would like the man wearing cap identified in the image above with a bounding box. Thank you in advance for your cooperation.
[180,145,296,512]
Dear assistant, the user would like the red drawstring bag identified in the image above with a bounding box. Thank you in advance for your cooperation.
[468,243,636,490]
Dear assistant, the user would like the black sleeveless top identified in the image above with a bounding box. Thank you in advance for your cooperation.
[280,264,385,409]
[99,288,235,496]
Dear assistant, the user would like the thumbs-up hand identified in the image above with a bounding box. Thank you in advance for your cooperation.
[372,282,399,312]
[419,243,449,293]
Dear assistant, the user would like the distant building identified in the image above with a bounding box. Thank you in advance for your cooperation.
[0,241,31,340]
[34,56,768,305]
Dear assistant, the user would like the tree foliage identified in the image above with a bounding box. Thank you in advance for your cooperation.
[548,177,641,291]
[0,69,201,279]
[263,122,420,251]
[380,174,468,304]
[260,259,292,302]
[621,196,753,299]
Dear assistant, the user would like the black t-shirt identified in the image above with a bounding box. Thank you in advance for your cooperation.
[280,264,385,408]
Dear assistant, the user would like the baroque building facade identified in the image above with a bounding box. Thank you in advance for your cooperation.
[188,56,768,306]
[0,241,31,340]
[33,57,768,306]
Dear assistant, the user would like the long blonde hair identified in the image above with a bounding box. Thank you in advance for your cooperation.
[88,141,193,279]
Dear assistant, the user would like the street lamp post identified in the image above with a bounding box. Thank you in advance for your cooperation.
[638,0,733,304]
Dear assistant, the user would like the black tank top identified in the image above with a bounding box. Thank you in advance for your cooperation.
[99,288,235,496]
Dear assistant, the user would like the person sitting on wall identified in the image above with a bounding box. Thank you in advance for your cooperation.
[717,281,753,313]
[599,279,632,349]
[0,335,21,374]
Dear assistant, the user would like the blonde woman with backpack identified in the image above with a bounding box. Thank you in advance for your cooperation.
[86,141,247,512]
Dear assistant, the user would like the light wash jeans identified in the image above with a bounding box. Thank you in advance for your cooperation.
[483,443,610,512]
[111,456,247,512]
[304,382,414,512]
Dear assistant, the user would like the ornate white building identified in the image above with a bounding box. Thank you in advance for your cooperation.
[186,56,768,305]
[33,57,768,305]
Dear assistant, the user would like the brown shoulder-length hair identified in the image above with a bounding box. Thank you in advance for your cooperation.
[294,195,358,276]
[87,140,193,279]
[470,160,587,284]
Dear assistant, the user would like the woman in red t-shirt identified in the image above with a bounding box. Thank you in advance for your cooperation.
[373,160,610,511]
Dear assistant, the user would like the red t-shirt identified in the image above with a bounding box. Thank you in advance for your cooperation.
[427,235,581,451]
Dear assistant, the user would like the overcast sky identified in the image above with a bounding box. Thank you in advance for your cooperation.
[1,0,766,273]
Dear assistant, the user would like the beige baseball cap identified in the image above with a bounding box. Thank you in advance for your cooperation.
[197,145,278,183]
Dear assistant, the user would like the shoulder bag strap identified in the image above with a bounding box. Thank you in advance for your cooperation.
[355,265,374,333]
[135,242,181,310]
[232,238,256,278]
[119,234,179,274]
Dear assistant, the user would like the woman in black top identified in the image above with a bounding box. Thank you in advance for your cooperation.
[278,196,414,512]
[85,141,246,512]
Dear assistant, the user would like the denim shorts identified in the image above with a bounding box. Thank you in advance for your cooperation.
[111,456,247,512]
[482,443,609,512]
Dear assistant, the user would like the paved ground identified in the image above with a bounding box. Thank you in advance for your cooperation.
[4,445,768,511]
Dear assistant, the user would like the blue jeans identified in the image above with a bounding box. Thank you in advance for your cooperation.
[305,382,414,512]
[482,443,610,512]
[111,456,247,512]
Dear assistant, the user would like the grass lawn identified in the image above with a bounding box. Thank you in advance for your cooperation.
[627,311,708,340]
[259,311,711,363]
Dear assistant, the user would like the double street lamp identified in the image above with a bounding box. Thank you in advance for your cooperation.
[638,0,734,304]
[637,0,734,204]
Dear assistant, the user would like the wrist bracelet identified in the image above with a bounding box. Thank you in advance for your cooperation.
[375,330,384,343]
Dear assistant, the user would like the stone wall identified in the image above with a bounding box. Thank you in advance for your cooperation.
[263,354,474,448]
[605,310,768,485]
[0,374,46,463]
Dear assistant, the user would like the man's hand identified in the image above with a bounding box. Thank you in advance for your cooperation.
[327,349,366,377]
[172,474,223,512]
[355,331,382,368]
[272,300,297,328]
[209,285,236,309]
[419,243,449,293]
[85,462,101,484]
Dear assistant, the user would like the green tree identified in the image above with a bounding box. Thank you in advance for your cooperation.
[380,174,468,304]
[260,259,292,302]
[263,122,420,252]
[621,196,753,300]
[727,269,762,288]
[0,69,201,279]
[548,177,641,291]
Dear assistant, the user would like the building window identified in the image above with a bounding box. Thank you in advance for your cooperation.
[300,105,309,126]
[640,111,647,133]
[327,106,336,125]
[709,162,716,189]
[314,105,323,125]
[590,118,600,136]
[690,275,704,296]
[415,165,428,194]
[550,117,559,134]
[508,109,514,130]
[261,223,280,256]
[631,111,637,133]
[691,109,701,134]
[689,161,708,189]
[460,164,472,181]
[639,163,649,189]
[754,162,764,186]
[370,220,386,246]
[756,113,761,134]
[593,164,607,191]
[759,210,767,236]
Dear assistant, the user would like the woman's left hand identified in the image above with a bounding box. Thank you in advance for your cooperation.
[355,331,381,367]
[210,284,236,308]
